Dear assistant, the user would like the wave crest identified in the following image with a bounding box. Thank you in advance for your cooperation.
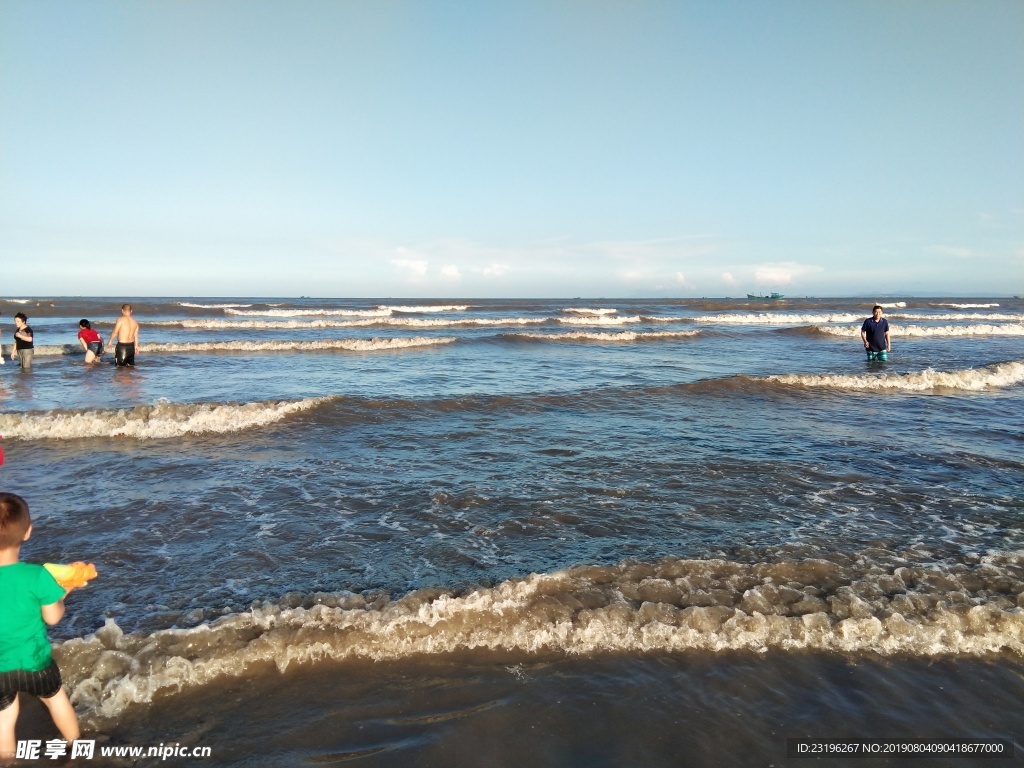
[56,553,1024,724]
[812,324,1024,338]
[224,308,392,317]
[0,398,334,440]
[507,331,700,342]
[767,360,1024,392]
[145,337,456,353]
[175,302,253,309]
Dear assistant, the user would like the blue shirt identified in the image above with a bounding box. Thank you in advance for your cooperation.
[861,317,889,351]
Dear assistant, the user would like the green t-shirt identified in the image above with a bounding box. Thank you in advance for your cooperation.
[0,563,66,672]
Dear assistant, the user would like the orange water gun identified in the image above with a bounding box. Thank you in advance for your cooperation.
[44,562,98,591]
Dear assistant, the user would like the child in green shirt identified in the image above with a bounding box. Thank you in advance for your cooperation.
[0,493,80,760]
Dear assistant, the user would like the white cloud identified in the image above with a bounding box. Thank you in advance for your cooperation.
[753,261,823,285]
[440,264,461,280]
[675,272,686,284]
[721,271,737,286]
[482,263,509,277]
[391,252,429,281]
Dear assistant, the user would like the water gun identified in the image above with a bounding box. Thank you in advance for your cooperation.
[44,562,98,591]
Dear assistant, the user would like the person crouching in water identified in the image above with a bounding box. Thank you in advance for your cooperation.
[0,493,81,759]
[77,320,104,364]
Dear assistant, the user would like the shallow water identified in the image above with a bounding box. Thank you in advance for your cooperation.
[1,296,1022,764]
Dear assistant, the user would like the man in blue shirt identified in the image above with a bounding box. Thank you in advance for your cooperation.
[860,305,891,361]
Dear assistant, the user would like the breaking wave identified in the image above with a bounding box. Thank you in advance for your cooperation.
[562,308,618,315]
[379,304,471,313]
[766,360,1024,392]
[811,324,1024,338]
[0,398,335,441]
[937,303,1000,309]
[153,316,644,330]
[56,553,1024,724]
[695,313,862,325]
[878,301,907,308]
[506,331,700,342]
[224,308,392,318]
[891,312,1022,321]
[1,338,456,357]
[175,302,254,309]
[143,337,456,354]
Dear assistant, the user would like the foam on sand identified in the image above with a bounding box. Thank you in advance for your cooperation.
[0,397,336,440]
[56,553,1024,724]
[767,360,1024,392]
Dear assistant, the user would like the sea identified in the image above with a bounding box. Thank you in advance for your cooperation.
[0,296,1022,767]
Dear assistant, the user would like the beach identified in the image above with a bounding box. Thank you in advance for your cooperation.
[1,296,1022,766]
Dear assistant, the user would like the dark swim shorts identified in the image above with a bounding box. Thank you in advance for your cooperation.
[0,659,64,710]
[87,341,103,356]
[115,342,135,366]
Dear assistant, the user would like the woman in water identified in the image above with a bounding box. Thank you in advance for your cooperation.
[77,319,104,364]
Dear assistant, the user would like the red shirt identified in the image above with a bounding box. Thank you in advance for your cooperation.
[78,328,101,344]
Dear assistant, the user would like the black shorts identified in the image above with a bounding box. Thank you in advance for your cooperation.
[87,341,103,356]
[0,659,64,710]
[115,342,135,366]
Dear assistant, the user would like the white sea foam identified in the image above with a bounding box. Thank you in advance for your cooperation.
[937,303,1000,309]
[813,324,1024,338]
[641,315,696,323]
[878,301,907,308]
[562,307,618,315]
[0,344,78,357]
[175,302,254,309]
[509,331,700,342]
[158,317,551,330]
[145,337,456,353]
[555,315,642,326]
[891,312,1022,321]
[0,398,335,440]
[696,313,862,325]
[224,308,393,317]
[55,555,1024,724]
[767,360,1024,392]
[378,304,471,313]
[1,298,32,304]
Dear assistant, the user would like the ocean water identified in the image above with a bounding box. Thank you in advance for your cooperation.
[1,296,1022,766]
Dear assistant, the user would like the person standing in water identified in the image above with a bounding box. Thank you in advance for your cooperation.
[860,304,891,362]
[10,314,33,370]
[107,304,140,367]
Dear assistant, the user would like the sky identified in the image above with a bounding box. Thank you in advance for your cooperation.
[1,0,1022,298]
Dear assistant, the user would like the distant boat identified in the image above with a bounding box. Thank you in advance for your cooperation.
[746,292,785,300]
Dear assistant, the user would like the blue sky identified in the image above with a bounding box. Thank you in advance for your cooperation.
[2,0,1022,297]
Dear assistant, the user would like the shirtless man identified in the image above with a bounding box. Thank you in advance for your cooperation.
[107,304,140,367]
